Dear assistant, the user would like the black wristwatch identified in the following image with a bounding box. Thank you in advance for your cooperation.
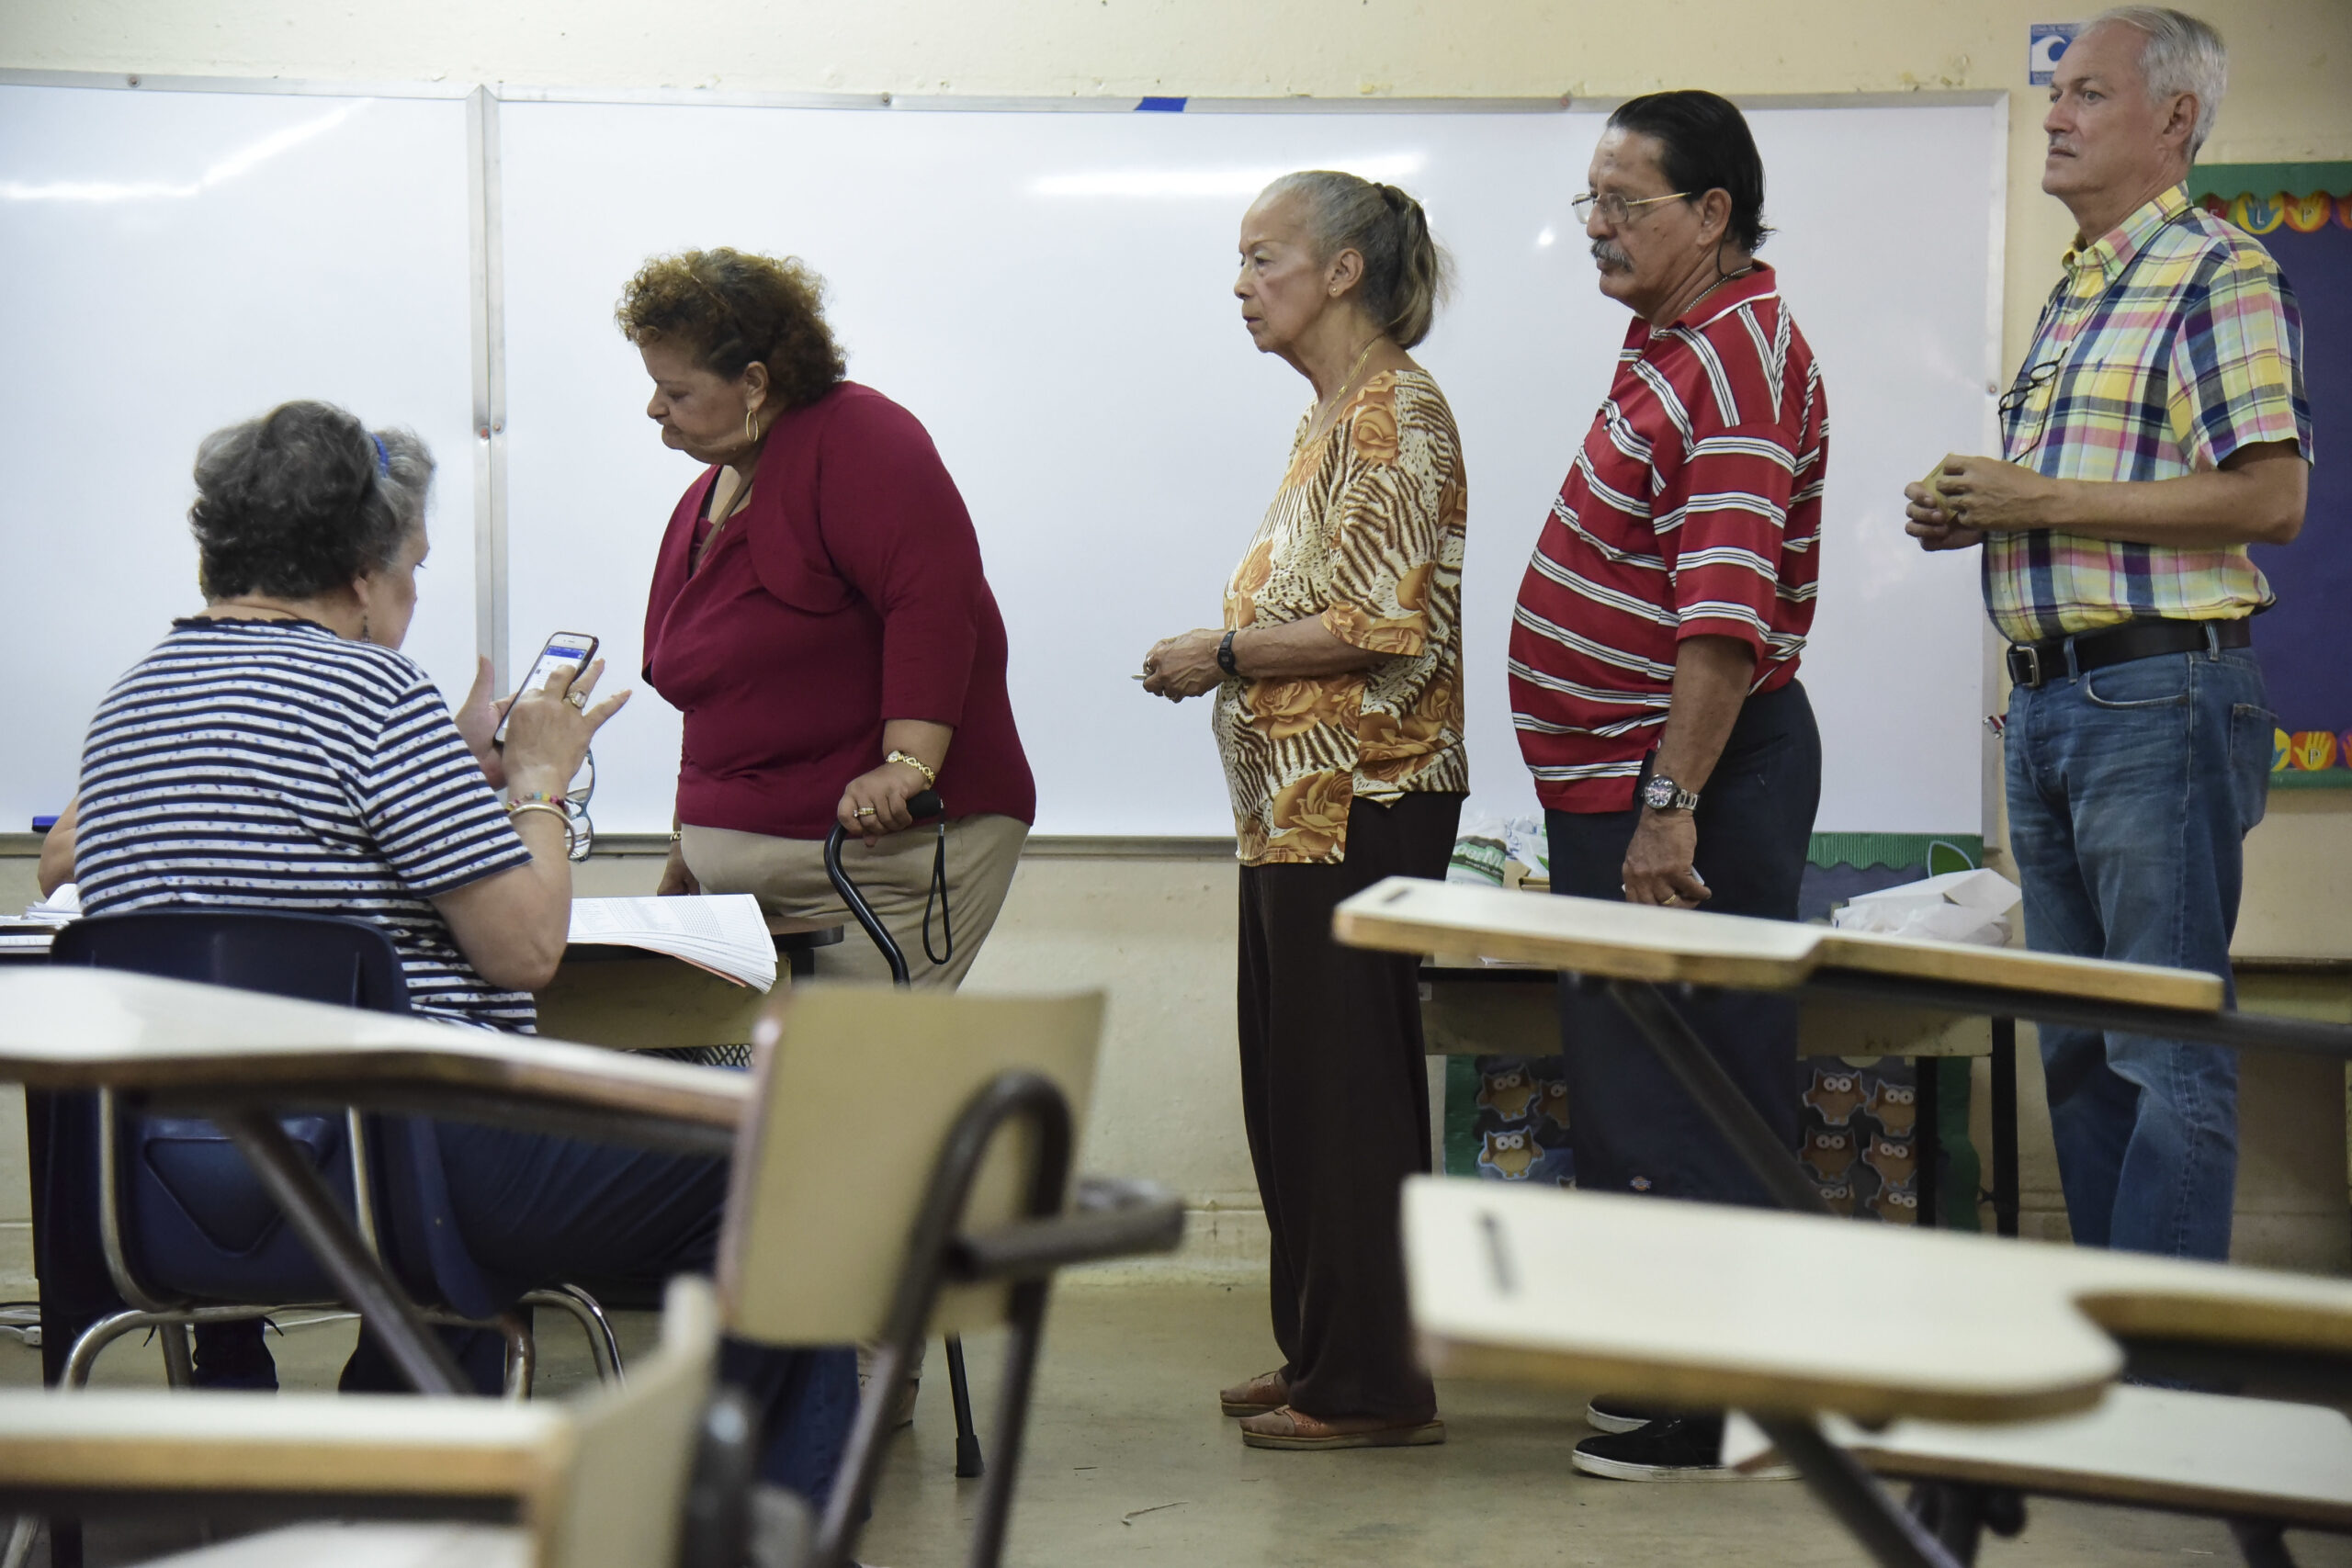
[1641,773,1701,813]
[1216,629,1240,677]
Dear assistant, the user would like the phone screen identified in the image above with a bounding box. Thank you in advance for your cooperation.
[495,631,598,744]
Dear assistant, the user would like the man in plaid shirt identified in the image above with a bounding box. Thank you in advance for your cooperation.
[1907,6,2311,1261]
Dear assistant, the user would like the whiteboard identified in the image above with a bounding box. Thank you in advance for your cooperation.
[0,85,479,830]
[500,100,1999,838]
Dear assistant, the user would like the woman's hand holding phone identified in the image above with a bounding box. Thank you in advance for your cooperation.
[502,660,630,801]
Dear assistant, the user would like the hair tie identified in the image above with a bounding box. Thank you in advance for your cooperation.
[369,433,390,477]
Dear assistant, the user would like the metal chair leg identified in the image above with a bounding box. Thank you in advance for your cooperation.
[63,1304,321,1388]
[944,1334,983,1478]
[158,1321,196,1388]
[521,1285,627,1384]
[63,1309,164,1388]
[498,1311,535,1400]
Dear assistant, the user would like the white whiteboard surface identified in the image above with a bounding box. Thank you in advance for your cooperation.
[0,85,478,829]
[501,100,1998,838]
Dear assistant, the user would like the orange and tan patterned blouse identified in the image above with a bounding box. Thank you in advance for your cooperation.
[1216,367,1468,865]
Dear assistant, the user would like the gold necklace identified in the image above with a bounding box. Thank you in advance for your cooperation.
[1305,334,1386,446]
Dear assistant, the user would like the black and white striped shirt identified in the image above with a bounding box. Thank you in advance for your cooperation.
[75,618,537,1029]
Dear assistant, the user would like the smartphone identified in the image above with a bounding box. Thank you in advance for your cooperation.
[495,631,599,744]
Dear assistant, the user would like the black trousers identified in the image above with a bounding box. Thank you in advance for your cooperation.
[1238,791,1462,1422]
[1548,680,1820,1206]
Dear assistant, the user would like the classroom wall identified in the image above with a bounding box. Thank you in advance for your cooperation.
[5,0,2349,1269]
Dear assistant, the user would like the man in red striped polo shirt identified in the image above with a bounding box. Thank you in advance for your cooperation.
[1508,90,1827,1482]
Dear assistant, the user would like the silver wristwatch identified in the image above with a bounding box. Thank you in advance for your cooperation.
[1641,773,1701,813]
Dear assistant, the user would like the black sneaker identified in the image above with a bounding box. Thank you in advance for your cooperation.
[1584,1394,1673,1434]
[1570,1416,1795,1482]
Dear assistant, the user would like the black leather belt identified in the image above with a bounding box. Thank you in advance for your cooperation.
[2006,617,2251,690]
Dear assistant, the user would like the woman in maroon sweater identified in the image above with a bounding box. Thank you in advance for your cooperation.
[619,248,1035,987]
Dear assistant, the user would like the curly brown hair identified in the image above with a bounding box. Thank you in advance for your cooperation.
[614,248,847,410]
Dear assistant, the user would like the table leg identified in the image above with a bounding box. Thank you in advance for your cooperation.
[1915,1060,1939,1230]
[1753,1416,1964,1568]
[1602,980,1830,1215]
[214,1110,469,1396]
[1990,1019,2019,1238]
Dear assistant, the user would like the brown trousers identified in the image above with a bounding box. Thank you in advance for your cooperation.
[1237,791,1462,1422]
[683,814,1029,989]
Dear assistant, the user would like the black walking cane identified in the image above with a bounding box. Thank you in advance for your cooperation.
[823,789,987,1481]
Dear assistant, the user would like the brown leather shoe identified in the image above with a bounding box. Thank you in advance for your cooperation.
[1218,1369,1290,1417]
[1238,1405,1446,1450]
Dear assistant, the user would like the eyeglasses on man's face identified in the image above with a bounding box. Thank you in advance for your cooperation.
[1572,189,1696,228]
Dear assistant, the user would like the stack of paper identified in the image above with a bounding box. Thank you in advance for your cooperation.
[0,883,80,953]
[567,894,777,992]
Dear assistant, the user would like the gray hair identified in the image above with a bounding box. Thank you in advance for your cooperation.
[189,400,435,601]
[1259,171,1453,348]
[2090,6,2228,158]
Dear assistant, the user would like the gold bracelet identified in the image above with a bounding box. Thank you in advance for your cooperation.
[886,750,938,788]
[506,799,577,855]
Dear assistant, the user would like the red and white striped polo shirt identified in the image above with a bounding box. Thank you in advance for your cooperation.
[1509,263,1827,814]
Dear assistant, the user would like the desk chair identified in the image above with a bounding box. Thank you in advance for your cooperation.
[41,913,621,1392]
[1723,1388,2352,1566]
[0,1277,732,1568]
[0,982,1183,1568]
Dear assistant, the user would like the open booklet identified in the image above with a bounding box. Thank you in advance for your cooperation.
[566,894,777,992]
[0,883,80,951]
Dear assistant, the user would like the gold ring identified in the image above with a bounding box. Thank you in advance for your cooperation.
[564,692,586,709]
[854,807,877,818]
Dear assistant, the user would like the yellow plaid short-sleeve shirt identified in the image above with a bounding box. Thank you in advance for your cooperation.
[1985,185,2312,643]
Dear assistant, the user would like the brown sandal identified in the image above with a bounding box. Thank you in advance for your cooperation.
[1238,1405,1446,1450]
[1218,1369,1290,1417]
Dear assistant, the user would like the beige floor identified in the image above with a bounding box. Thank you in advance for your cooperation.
[14,1280,2352,1566]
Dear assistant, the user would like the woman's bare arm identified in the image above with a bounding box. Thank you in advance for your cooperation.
[37,797,77,897]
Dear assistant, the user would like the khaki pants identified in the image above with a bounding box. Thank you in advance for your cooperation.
[682,814,1028,989]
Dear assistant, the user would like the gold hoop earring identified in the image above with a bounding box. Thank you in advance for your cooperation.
[744,407,761,445]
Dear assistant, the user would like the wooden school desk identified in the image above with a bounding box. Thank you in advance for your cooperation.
[1344,879,2352,1224]
[5,910,846,1054]
[537,915,841,1054]
[0,965,750,1397]
[1419,953,2010,1232]
[1405,1176,2352,1568]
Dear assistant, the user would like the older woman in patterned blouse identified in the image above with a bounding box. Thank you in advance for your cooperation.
[1142,171,1467,1453]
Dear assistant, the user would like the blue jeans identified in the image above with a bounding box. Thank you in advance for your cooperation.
[2005,640,2271,1260]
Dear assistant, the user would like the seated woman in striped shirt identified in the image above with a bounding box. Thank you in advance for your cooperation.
[40,400,854,1497]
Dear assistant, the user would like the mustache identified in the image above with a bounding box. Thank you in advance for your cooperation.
[1590,238,1634,269]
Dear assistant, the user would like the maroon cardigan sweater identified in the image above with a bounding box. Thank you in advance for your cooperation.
[642,381,1035,840]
